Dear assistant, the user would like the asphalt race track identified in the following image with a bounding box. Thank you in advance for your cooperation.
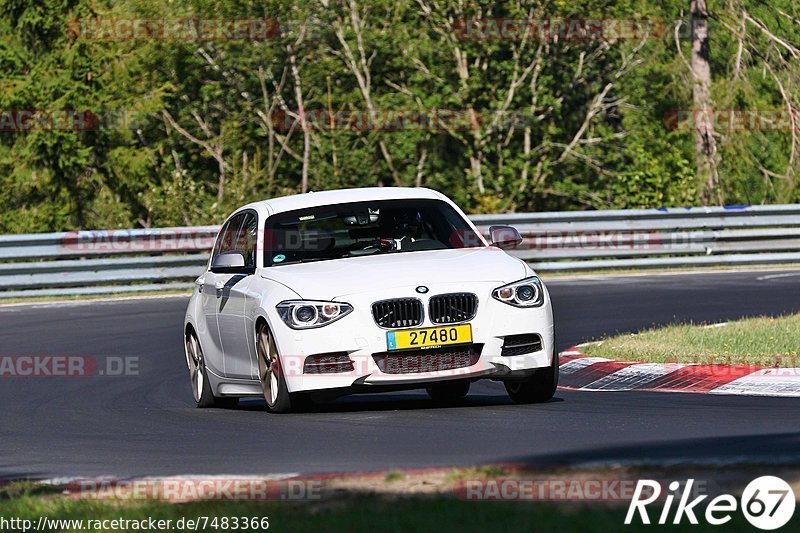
[2,269,800,479]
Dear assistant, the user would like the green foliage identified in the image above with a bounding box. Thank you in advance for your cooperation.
[0,0,798,232]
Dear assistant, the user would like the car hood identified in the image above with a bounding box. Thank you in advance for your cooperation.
[260,247,529,300]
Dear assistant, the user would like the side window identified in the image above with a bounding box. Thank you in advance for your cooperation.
[210,212,257,271]
[234,212,258,269]
[211,213,244,266]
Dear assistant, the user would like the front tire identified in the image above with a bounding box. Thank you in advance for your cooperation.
[504,340,559,404]
[256,322,293,413]
[185,329,238,409]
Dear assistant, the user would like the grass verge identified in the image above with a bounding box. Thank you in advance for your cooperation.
[0,493,789,532]
[3,466,799,532]
[581,313,800,366]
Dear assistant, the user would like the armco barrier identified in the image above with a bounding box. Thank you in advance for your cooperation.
[1,205,800,298]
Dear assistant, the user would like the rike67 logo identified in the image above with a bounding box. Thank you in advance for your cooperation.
[626,477,796,530]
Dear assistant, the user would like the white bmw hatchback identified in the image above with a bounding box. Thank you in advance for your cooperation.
[184,187,557,412]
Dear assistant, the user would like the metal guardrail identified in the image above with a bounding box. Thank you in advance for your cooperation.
[2,205,800,298]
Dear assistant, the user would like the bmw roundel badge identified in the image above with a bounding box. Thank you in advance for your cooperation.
[416,286,429,294]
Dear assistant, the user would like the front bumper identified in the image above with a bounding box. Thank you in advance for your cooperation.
[271,282,555,393]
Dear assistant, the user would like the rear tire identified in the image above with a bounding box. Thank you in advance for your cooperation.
[504,340,559,404]
[426,381,470,403]
[185,329,239,409]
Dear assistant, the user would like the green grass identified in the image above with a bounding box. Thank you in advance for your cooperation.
[0,494,789,532]
[445,465,512,483]
[581,314,800,366]
[384,470,404,482]
[0,481,62,500]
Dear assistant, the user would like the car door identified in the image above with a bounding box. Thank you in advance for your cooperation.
[216,210,259,379]
[199,214,244,376]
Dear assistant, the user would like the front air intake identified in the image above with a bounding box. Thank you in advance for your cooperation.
[428,293,478,324]
[303,352,354,374]
[371,298,424,328]
[501,334,543,356]
[372,344,482,374]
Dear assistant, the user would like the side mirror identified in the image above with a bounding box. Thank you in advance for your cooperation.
[489,225,523,249]
[211,250,246,272]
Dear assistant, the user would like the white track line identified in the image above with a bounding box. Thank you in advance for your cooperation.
[710,368,800,397]
[559,354,800,396]
[582,363,685,391]
[558,357,611,375]
[0,292,191,310]
[757,272,800,281]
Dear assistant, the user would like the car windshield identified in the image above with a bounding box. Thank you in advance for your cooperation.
[263,199,483,266]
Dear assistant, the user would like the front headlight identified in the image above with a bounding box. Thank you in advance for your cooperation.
[276,300,353,329]
[492,276,545,308]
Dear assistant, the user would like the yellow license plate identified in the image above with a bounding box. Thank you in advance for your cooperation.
[387,324,472,351]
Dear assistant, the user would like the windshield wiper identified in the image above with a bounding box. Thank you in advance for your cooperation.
[270,257,332,266]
